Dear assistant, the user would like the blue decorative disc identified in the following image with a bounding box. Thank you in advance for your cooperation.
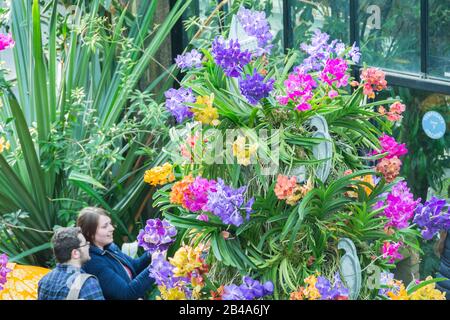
[422,111,446,140]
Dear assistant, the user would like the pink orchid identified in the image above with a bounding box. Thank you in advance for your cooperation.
[382,241,403,263]
[0,34,14,51]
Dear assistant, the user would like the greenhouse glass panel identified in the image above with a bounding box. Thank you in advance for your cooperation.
[182,0,219,47]
[229,0,284,55]
[289,0,350,49]
[182,0,217,20]
[428,0,450,80]
[199,0,219,17]
[358,0,421,74]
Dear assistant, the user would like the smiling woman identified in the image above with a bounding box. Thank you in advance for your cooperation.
[77,208,115,250]
[76,207,155,300]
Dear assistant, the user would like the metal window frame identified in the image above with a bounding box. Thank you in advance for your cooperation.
[173,0,450,95]
[350,0,359,81]
[283,0,292,54]
[293,0,450,94]
[421,0,429,76]
[352,0,450,94]
[170,0,185,62]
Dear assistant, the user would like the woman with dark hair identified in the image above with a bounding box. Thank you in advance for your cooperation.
[77,207,154,300]
[436,230,450,299]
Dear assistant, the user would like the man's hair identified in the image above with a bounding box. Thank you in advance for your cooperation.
[52,227,82,263]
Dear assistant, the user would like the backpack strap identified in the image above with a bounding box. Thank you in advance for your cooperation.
[66,273,94,300]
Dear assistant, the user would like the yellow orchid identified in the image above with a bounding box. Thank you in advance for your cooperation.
[143,162,175,186]
[232,136,258,166]
[387,283,409,300]
[195,94,214,108]
[409,277,446,300]
[286,177,314,205]
[169,245,203,278]
[157,285,187,300]
[192,94,220,126]
[191,285,203,300]
[384,276,446,300]
[303,275,321,300]
[361,174,375,195]
[300,177,314,197]
[285,186,302,206]
[343,170,375,198]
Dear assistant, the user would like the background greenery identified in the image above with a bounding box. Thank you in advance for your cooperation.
[0,0,191,266]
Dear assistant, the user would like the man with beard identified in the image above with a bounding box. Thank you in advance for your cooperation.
[38,227,104,300]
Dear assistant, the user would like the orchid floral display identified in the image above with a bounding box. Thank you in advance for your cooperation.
[138,6,447,300]
[0,1,447,301]
[136,218,272,300]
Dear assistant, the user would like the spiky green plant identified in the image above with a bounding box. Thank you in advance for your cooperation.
[0,0,191,266]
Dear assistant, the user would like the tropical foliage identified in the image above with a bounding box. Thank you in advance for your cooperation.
[0,0,191,265]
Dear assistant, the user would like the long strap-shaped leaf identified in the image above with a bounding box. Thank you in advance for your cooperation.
[94,1,158,119]
[0,155,41,224]
[61,2,83,122]
[129,0,158,60]
[91,3,129,115]
[32,0,50,143]
[101,0,192,127]
[0,191,20,212]
[11,0,32,121]
[8,94,52,228]
[72,0,100,88]
[48,0,58,123]
[9,242,52,264]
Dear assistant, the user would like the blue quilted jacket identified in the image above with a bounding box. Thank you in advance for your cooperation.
[82,243,154,300]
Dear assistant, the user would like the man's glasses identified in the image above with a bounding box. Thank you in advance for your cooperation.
[78,241,90,248]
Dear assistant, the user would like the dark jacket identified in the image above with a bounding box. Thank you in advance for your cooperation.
[82,242,154,300]
[436,232,450,299]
